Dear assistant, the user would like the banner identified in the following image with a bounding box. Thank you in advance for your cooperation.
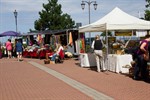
[115,31,132,36]
[108,37,116,43]
[68,32,73,46]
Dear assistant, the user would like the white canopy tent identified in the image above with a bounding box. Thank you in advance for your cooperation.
[79,7,150,69]
[79,7,150,32]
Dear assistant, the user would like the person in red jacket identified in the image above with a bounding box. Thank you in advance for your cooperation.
[51,43,64,64]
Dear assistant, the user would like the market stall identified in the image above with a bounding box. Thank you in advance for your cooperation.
[79,7,150,73]
[79,53,96,67]
[21,29,85,59]
[0,31,21,58]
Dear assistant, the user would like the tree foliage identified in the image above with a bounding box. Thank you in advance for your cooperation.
[146,0,150,8]
[145,0,150,20]
[34,0,75,31]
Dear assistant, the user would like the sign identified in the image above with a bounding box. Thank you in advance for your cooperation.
[108,37,116,42]
[115,31,132,36]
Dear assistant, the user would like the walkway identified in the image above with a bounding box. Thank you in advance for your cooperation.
[0,58,150,100]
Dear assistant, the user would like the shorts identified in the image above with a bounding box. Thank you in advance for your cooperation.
[16,52,22,55]
[7,50,12,55]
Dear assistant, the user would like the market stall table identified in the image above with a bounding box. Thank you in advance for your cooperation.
[106,54,133,73]
[79,53,96,67]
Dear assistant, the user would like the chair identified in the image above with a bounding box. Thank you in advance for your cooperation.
[59,49,65,59]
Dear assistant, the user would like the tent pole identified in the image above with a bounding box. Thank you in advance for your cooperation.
[66,29,69,45]
[105,30,109,71]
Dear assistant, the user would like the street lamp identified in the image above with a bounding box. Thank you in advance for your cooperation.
[81,0,98,45]
[13,10,18,32]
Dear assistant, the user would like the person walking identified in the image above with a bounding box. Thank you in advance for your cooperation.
[15,39,23,61]
[5,39,12,59]
[91,35,106,72]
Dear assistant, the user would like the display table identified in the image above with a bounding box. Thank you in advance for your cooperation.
[79,53,96,67]
[106,54,133,73]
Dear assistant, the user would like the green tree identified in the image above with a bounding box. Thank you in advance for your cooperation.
[34,0,75,31]
[33,0,75,44]
[145,0,150,20]
[146,0,150,8]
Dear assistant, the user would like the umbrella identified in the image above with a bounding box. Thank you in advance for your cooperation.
[0,31,20,37]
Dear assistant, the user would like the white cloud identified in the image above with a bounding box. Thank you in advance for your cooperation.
[0,0,48,13]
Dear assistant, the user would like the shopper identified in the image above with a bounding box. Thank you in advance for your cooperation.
[15,39,23,61]
[5,39,12,59]
[91,35,106,72]
[134,35,150,81]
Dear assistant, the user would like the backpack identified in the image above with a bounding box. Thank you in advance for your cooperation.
[132,40,148,60]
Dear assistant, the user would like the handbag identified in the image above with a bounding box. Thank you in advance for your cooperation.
[143,53,149,61]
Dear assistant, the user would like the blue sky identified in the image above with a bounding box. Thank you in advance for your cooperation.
[0,0,147,35]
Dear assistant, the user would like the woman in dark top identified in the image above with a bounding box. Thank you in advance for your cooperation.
[91,35,106,72]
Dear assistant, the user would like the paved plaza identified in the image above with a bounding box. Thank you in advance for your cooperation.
[0,57,150,100]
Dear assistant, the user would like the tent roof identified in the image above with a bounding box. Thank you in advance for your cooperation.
[21,29,78,36]
[0,31,20,37]
[79,7,150,32]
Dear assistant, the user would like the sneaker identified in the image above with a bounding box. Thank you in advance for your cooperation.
[133,76,141,81]
[143,78,150,82]
[19,59,23,61]
[97,70,101,72]
[101,70,107,72]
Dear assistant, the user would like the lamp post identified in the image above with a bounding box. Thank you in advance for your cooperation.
[13,10,18,32]
[81,0,98,45]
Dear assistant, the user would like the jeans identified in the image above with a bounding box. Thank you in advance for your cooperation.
[134,54,147,79]
[51,53,57,61]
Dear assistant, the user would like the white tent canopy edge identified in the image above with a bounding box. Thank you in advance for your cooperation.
[79,7,150,32]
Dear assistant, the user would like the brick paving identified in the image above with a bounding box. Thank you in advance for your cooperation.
[28,61,113,100]
[0,57,150,100]
[0,58,92,100]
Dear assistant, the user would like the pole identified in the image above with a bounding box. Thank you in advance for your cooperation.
[15,16,17,32]
[88,2,91,45]
[14,10,18,32]
[106,29,109,71]
[81,0,97,46]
